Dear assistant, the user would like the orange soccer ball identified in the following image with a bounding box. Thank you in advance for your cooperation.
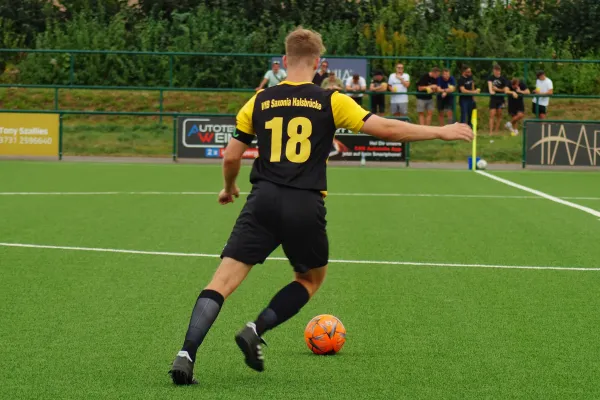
[304,314,346,355]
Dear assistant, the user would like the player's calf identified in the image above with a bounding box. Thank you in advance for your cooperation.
[170,258,252,384]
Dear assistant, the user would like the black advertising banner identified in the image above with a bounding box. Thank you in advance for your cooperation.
[329,129,405,161]
[177,116,258,159]
[526,122,600,166]
[177,116,405,161]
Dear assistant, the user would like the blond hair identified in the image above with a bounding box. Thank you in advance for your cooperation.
[285,27,326,67]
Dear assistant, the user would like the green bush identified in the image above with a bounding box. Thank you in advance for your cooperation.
[1,0,599,92]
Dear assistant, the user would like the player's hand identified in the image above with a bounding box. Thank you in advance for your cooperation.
[218,186,240,205]
[438,123,474,142]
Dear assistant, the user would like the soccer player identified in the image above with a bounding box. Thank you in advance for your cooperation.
[487,65,510,135]
[169,27,473,385]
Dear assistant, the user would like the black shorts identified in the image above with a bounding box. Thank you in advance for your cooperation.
[437,96,453,111]
[532,103,547,116]
[489,96,505,110]
[371,95,385,114]
[508,100,525,116]
[221,180,328,273]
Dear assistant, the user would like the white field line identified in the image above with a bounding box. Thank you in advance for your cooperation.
[476,170,600,218]
[0,191,599,201]
[0,242,598,272]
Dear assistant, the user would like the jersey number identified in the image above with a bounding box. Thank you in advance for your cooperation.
[265,117,312,163]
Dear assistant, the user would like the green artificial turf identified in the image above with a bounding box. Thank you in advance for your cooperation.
[1,161,599,399]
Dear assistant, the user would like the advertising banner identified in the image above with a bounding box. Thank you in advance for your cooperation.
[177,116,404,161]
[526,121,600,166]
[177,116,258,159]
[330,128,405,161]
[0,113,59,157]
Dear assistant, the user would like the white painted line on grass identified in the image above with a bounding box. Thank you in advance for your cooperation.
[476,170,600,219]
[0,191,599,201]
[0,242,598,272]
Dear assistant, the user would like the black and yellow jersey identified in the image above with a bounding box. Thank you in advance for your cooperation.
[233,81,371,192]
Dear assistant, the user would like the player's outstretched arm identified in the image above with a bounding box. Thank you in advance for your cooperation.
[361,115,473,143]
[219,139,248,205]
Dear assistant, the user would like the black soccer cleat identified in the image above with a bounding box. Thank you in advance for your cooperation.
[169,351,198,385]
[235,322,267,372]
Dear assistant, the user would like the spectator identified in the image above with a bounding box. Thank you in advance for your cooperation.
[312,60,329,87]
[487,65,511,135]
[345,74,367,106]
[256,60,287,91]
[457,65,480,128]
[416,67,441,125]
[369,70,388,116]
[388,63,410,116]
[436,68,456,125]
[506,78,530,135]
[532,70,553,119]
[321,71,344,90]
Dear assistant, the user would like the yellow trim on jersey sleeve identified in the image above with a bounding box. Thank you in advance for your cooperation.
[331,91,370,133]
[236,91,262,135]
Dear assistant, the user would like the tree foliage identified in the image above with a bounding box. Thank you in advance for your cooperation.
[1,0,599,93]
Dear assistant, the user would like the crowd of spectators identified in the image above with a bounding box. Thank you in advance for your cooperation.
[257,60,554,136]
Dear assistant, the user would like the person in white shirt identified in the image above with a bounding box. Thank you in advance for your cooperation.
[532,70,553,119]
[388,63,410,116]
[256,61,287,91]
[345,74,367,106]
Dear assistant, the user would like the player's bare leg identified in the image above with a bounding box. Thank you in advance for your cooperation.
[235,265,328,372]
[426,110,433,126]
[511,111,524,133]
[489,109,496,135]
[170,257,252,385]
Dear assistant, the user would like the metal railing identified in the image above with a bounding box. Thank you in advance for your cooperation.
[2,48,600,88]
[2,83,597,122]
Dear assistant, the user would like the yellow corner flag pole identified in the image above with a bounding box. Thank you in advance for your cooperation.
[471,109,478,171]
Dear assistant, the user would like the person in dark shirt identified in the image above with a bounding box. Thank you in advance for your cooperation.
[369,70,388,115]
[312,60,329,87]
[487,65,510,135]
[506,78,530,135]
[436,68,456,125]
[457,65,480,128]
[416,67,441,125]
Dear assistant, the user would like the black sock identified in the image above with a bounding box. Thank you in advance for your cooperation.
[181,289,224,362]
[254,281,310,336]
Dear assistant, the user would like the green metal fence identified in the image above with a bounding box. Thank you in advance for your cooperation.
[2,49,599,122]
[2,83,598,121]
[3,49,600,88]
